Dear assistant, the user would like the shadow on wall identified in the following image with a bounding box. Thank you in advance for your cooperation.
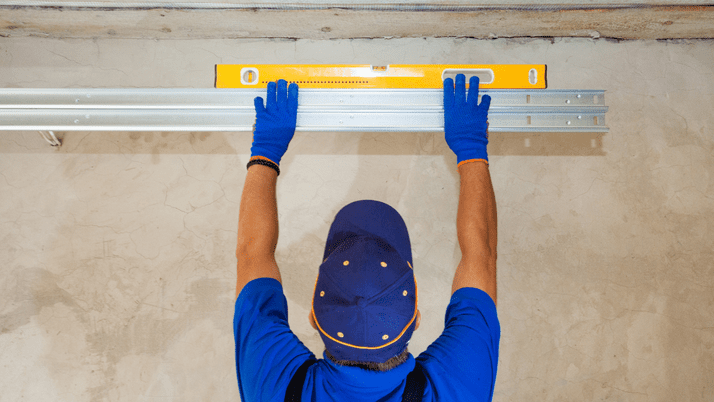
[0,130,606,157]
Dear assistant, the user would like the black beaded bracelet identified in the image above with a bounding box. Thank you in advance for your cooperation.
[247,158,280,176]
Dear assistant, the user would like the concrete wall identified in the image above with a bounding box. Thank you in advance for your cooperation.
[2,1,714,401]
[1,35,713,401]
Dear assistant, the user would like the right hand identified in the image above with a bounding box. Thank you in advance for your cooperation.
[251,79,299,167]
[443,74,491,166]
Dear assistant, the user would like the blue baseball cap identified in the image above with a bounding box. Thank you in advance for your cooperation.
[311,200,419,364]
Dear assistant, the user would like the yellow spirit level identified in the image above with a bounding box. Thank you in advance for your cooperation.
[215,64,546,89]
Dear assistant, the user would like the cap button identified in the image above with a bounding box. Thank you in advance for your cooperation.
[356,296,367,308]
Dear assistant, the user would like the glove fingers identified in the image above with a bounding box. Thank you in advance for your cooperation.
[443,77,454,111]
[480,94,492,112]
[254,97,266,114]
[266,81,277,111]
[455,74,466,105]
[288,82,299,117]
[467,76,480,107]
[276,79,288,111]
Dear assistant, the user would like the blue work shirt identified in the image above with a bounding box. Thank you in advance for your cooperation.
[234,278,500,401]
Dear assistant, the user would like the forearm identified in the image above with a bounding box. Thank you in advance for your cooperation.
[454,161,497,302]
[236,163,279,256]
[457,162,497,259]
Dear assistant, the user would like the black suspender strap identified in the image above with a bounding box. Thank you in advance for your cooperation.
[402,361,427,402]
[284,359,316,402]
[284,359,426,402]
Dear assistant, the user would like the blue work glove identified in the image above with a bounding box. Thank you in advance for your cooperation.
[250,79,299,166]
[443,74,491,166]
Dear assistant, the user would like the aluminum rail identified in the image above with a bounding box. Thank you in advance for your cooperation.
[0,88,608,133]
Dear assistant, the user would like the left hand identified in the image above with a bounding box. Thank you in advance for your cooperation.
[250,79,299,166]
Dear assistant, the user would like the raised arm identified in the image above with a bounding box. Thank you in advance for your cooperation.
[443,74,497,305]
[452,161,497,304]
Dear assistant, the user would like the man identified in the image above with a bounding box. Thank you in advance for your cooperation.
[234,74,500,401]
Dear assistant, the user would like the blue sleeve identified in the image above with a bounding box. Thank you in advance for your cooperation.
[233,278,317,402]
[416,287,500,402]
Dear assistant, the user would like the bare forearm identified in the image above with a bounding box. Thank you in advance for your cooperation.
[453,161,497,303]
[237,164,279,256]
[457,162,497,258]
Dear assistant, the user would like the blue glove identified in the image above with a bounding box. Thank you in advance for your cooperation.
[250,79,299,166]
[443,74,491,166]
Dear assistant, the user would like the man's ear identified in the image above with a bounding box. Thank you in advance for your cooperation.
[309,310,317,330]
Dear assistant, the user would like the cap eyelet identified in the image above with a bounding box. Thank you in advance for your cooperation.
[337,332,344,338]
[320,291,325,297]
[381,262,387,267]
[382,334,389,340]
[343,260,349,266]
[403,290,408,296]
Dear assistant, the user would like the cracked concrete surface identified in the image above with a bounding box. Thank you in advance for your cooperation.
[2,7,714,40]
[0,37,713,401]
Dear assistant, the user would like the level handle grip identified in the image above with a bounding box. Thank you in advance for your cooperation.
[441,68,539,86]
